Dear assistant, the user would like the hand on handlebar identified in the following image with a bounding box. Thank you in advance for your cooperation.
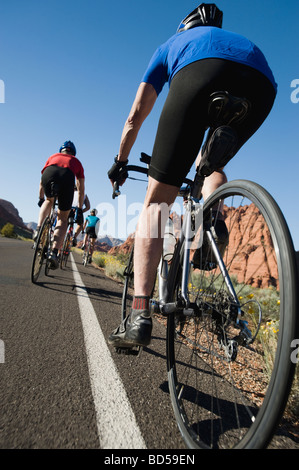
[108,156,128,198]
[108,156,128,184]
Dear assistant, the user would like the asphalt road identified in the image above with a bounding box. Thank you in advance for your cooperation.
[0,237,298,450]
[0,237,184,450]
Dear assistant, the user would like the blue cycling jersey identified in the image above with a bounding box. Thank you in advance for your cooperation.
[141,27,277,96]
[86,215,100,228]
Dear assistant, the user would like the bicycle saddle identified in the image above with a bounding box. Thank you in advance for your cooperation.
[207,91,251,128]
[197,92,252,178]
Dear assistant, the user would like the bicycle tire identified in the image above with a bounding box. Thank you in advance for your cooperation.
[31,217,50,283]
[166,179,298,449]
[83,241,90,267]
[60,230,71,269]
[121,245,134,321]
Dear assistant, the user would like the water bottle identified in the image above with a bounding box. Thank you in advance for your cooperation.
[163,217,176,261]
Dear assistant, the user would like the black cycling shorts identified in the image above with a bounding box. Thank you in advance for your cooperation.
[86,226,97,239]
[41,165,75,211]
[149,58,276,187]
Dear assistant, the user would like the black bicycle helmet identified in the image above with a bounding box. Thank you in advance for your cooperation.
[59,140,77,156]
[177,3,223,33]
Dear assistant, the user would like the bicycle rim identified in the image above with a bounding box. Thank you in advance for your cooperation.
[31,217,49,283]
[166,179,298,449]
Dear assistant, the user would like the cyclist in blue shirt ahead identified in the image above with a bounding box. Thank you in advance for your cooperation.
[108,3,277,349]
[82,209,100,258]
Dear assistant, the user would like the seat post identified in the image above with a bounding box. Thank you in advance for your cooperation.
[191,171,205,199]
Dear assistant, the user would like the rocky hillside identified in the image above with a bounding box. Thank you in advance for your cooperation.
[223,203,278,289]
[0,199,32,238]
[108,233,135,255]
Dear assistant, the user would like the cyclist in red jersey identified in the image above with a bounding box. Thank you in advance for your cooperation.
[34,141,85,269]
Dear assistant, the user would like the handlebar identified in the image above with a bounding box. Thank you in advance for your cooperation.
[112,160,150,199]
[111,153,193,199]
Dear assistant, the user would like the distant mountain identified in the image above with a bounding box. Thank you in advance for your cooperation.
[0,199,33,238]
[98,235,124,247]
[75,234,125,253]
[27,221,37,231]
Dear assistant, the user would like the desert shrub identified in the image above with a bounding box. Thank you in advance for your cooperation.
[1,223,15,238]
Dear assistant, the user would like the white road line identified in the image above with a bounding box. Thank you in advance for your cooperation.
[70,254,146,449]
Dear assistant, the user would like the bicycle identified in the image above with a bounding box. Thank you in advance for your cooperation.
[82,234,93,267]
[31,183,58,283]
[60,208,77,269]
[111,91,298,449]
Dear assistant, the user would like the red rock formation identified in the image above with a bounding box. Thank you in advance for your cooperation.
[109,204,283,289]
[0,199,29,230]
[109,233,135,255]
[223,204,278,289]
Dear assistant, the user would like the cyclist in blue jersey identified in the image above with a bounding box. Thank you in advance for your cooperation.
[108,3,277,349]
[82,209,100,257]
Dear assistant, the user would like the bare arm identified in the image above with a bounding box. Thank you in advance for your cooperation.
[76,178,85,208]
[118,82,157,162]
[83,195,90,213]
[39,179,45,199]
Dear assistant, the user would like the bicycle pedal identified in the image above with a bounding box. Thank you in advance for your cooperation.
[115,346,142,356]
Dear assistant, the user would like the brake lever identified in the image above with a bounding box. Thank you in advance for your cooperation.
[112,181,121,199]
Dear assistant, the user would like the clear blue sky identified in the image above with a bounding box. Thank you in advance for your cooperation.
[1,0,298,249]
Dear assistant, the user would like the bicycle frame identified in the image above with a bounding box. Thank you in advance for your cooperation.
[114,155,242,319]
[155,192,242,320]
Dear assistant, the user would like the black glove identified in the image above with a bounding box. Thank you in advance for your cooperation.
[38,198,44,207]
[107,156,128,185]
[74,207,83,225]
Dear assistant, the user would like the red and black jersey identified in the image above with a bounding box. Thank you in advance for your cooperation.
[42,153,84,179]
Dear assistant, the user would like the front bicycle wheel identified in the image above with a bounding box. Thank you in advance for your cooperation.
[31,217,50,283]
[121,245,134,321]
[167,179,298,449]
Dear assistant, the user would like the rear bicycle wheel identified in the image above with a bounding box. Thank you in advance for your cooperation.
[83,241,90,266]
[166,179,298,449]
[60,230,71,269]
[31,217,50,283]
